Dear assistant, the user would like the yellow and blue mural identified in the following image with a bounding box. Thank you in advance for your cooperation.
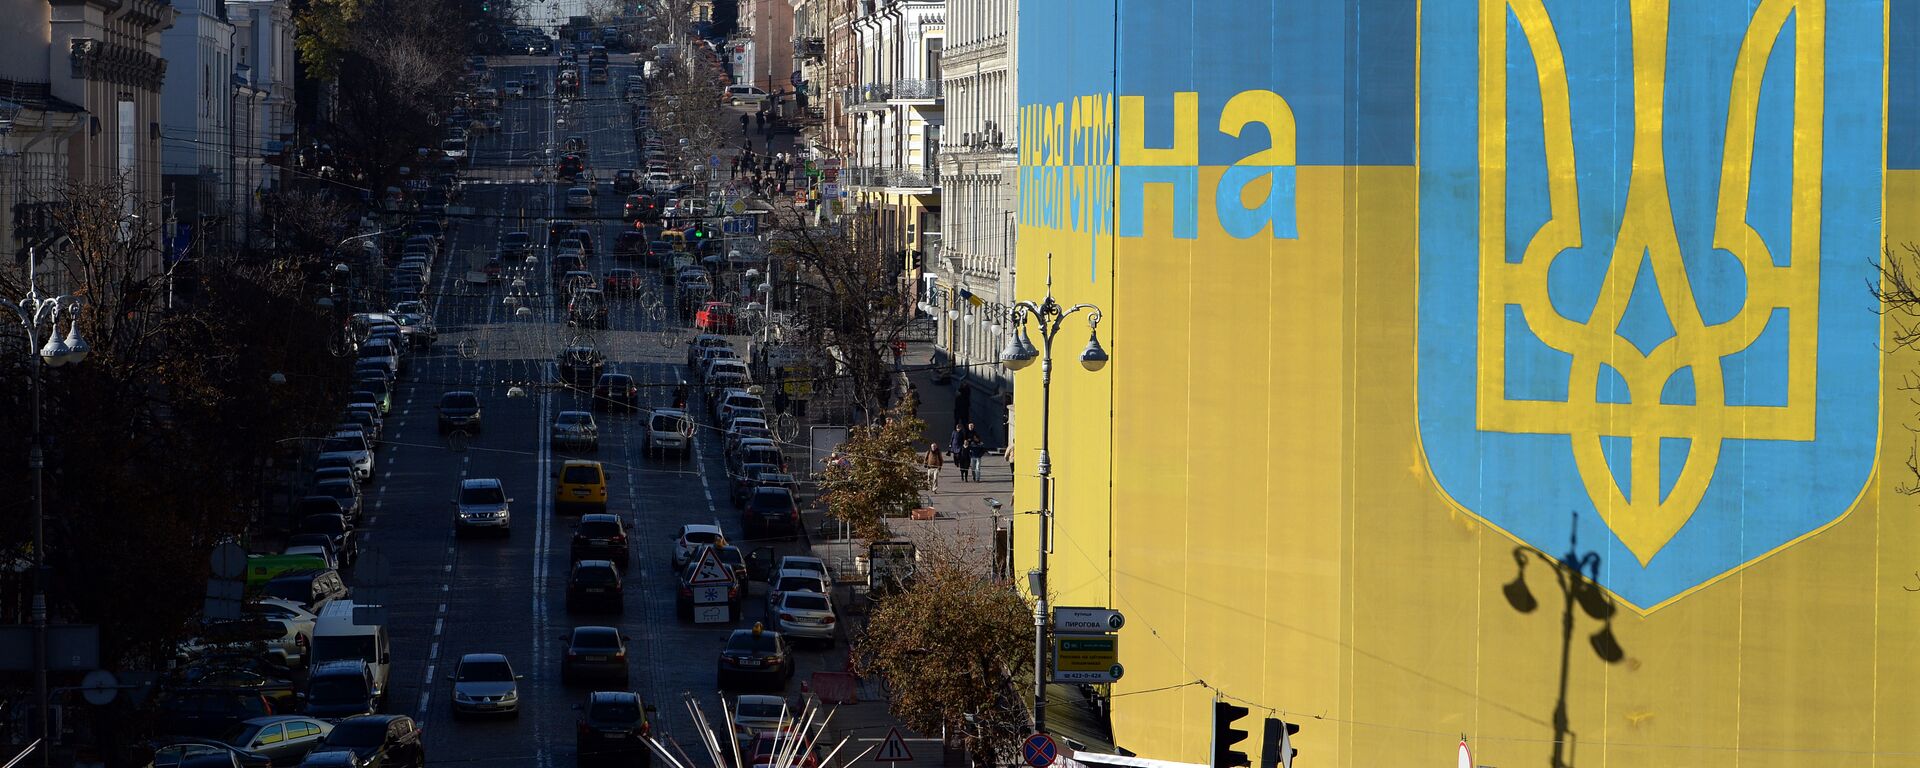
[1016,0,1920,765]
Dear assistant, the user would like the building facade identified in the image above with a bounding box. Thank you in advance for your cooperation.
[739,0,794,99]
[0,0,173,273]
[1015,0,1920,766]
[844,0,940,292]
[228,0,295,198]
[932,0,1012,410]
[159,0,234,241]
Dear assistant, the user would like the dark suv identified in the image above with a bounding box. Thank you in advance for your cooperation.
[742,487,801,540]
[566,560,624,613]
[437,390,482,434]
[577,691,652,766]
[570,514,631,566]
[308,714,425,767]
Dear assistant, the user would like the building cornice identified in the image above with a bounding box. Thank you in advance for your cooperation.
[70,36,170,90]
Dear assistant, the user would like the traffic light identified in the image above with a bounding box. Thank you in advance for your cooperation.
[1211,702,1251,768]
[1260,718,1299,768]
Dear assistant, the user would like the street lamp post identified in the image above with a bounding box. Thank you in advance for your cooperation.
[999,253,1107,735]
[2,250,90,766]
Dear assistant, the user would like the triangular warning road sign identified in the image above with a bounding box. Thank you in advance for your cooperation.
[689,547,734,586]
[874,727,914,762]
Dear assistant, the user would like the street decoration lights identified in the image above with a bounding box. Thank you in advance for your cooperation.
[1,250,89,766]
[999,253,1105,735]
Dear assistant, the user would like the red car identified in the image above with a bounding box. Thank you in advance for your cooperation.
[695,302,736,334]
[604,268,643,294]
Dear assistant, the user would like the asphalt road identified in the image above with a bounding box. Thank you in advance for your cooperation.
[347,59,847,767]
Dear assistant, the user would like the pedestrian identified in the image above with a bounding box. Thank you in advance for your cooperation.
[954,383,972,424]
[949,425,969,480]
[741,114,750,134]
[756,111,765,129]
[923,443,943,492]
[673,383,688,409]
[966,433,986,482]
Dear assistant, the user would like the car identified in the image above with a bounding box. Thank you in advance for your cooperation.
[764,568,829,614]
[569,287,610,328]
[622,195,656,222]
[558,154,586,180]
[499,230,533,255]
[576,691,652,766]
[283,543,339,571]
[730,694,787,743]
[242,598,320,666]
[701,356,749,385]
[694,301,737,333]
[437,390,482,434]
[305,715,424,767]
[293,751,370,768]
[592,373,639,412]
[723,420,774,459]
[453,477,513,536]
[217,715,333,765]
[347,388,391,415]
[716,625,793,690]
[318,432,374,483]
[672,524,727,569]
[155,689,280,740]
[311,478,364,524]
[261,569,350,613]
[297,515,358,565]
[730,440,786,476]
[769,589,837,645]
[392,312,436,348]
[604,267,644,294]
[303,660,380,720]
[566,559,624,613]
[746,731,821,768]
[728,462,781,507]
[570,513,631,566]
[566,186,593,211]
[767,556,831,588]
[557,345,606,387]
[724,84,770,104]
[149,740,273,768]
[713,390,764,425]
[356,338,401,378]
[741,487,801,539]
[686,335,731,367]
[612,169,640,193]
[551,410,600,451]
[645,408,694,458]
[560,626,630,685]
[448,652,522,717]
[504,80,525,96]
[554,459,608,514]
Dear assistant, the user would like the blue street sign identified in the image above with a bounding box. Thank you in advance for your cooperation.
[1022,733,1058,768]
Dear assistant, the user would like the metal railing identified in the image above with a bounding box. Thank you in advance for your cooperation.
[842,166,942,190]
[842,79,944,108]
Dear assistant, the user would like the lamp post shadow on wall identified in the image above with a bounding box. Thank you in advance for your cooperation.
[1500,512,1627,768]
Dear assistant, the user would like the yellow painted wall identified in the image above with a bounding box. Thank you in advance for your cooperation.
[1011,1,1920,758]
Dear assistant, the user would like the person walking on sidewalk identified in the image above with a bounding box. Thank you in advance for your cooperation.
[949,425,969,481]
[923,443,943,492]
[741,114,750,134]
[965,431,986,482]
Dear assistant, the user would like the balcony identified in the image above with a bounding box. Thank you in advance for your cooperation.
[844,165,941,194]
[890,78,942,101]
[843,80,944,111]
[793,36,826,60]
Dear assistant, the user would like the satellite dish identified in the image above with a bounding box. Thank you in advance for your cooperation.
[81,669,118,705]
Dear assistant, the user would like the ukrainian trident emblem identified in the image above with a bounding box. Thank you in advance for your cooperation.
[1417,0,1883,610]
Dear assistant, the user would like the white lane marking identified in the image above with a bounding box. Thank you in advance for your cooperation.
[434,617,444,635]
[429,641,440,660]
[419,692,430,715]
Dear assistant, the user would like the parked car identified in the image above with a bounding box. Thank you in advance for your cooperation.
[303,660,380,720]
[741,487,800,540]
[671,524,726,570]
[304,715,425,767]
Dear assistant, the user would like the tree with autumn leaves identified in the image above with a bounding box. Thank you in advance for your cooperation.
[817,398,932,540]
[854,541,1034,767]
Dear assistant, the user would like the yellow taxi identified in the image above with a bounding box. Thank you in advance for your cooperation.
[555,459,608,514]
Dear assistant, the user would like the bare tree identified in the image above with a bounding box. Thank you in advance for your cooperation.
[765,210,917,415]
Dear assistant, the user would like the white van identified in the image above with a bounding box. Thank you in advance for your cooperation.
[646,408,694,458]
[311,601,392,709]
[724,84,769,104]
